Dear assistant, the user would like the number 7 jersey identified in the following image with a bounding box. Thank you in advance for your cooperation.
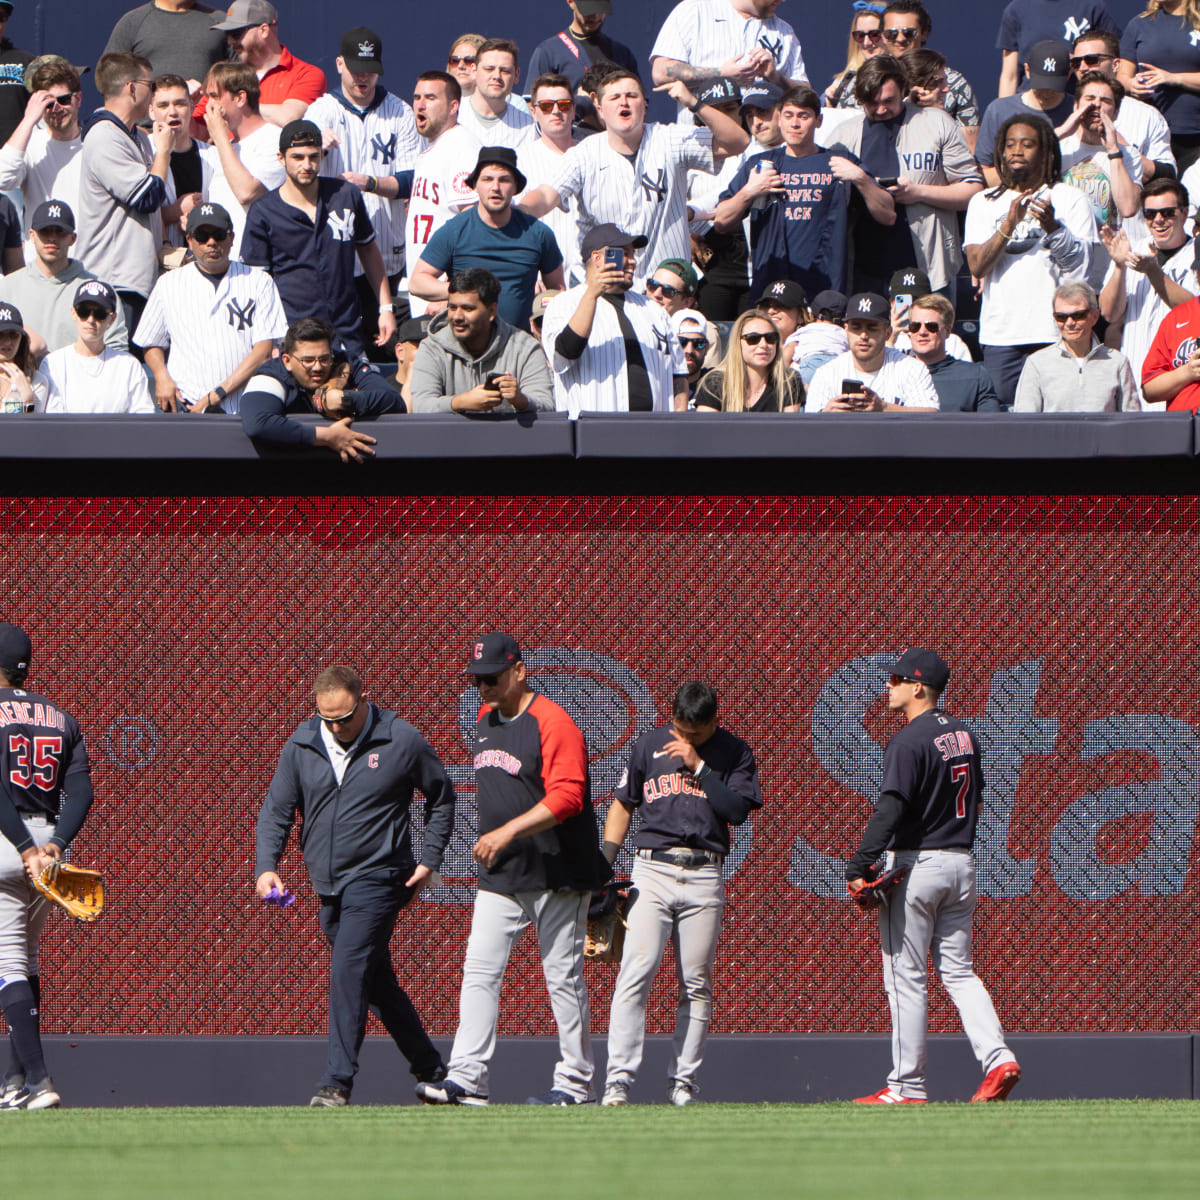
[0,686,89,821]
[404,124,481,285]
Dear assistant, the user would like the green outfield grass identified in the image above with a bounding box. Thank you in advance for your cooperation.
[1,1101,1196,1200]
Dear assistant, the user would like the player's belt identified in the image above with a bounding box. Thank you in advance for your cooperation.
[638,847,722,868]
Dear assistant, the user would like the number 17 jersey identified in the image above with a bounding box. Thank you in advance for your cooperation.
[404,124,481,284]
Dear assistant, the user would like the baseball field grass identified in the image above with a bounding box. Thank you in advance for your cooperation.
[1,1101,1196,1200]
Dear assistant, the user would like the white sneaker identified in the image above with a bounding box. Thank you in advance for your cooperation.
[0,1077,60,1110]
[668,1083,696,1107]
[0,1075,24,1105]
[601,1083,629,1107]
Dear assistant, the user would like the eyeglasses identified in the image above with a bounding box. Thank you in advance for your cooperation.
[1052,309,1093,323]
[741,330,780,346]
[294,353,333,367]
[130,78,153,89]
[907,320,942,334]
[535,99,573,113]
[1069,52,1114,69]
[47,94,77,107]
[647,279,684,299]
[448,55,476,66]
[189,227,228,243]
[316,701,359,727]
[74,305,110,321]
[882,26,918,41]
[1142,205,1180,221]
[851,29,883,44]
[679,336,709,349]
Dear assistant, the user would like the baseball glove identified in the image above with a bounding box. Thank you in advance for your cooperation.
[585,880,634,963]
[32,861,104,922]
[849,863,910,912]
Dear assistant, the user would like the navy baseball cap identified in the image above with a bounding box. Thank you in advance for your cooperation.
[890,648,950,691]
[758,279,806,309]
[462,633,522,676]
[0,302,22,334]
[279,119,322,152]
[1027,40,1071,91]
[889,267,931,298]
[581,223,648,256]
[812,289,847,319]
[74,279,117,313]
[185,201,234,236]
[0,623,31,676]
[846,292,890,322]
[740,81,784,111]
[31,199,75,232]
[395,315,432,343]
[693,76,740,108]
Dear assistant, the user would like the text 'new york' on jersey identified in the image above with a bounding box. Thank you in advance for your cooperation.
[472,693,601,895]
[614,724,760,856]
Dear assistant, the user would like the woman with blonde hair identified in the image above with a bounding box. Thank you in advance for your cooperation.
[694,309,805,412]
[825,2,887,110]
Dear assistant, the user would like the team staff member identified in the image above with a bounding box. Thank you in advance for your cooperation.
[600,683,760,1107]
[846,649,1021,1105]
[256,664,455,1107]
[417,633,605,1107]
[0,623,94,1111]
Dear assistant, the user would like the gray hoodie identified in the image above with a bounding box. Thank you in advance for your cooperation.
[409,310,555,413]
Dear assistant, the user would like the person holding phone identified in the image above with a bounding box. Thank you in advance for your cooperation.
[804,291,938,412]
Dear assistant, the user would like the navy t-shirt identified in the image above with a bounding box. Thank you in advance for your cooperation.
[720,146,851,296]
[976,92,1076,168]
[420,206,562,327]
[996,0,1120,61]
[1122,13,1200,136]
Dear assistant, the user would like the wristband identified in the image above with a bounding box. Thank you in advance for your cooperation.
[1106,150,1122,160]
[601,839,621,865]
[695,761,711,780]
[366,175,378,192]
[688,99,704,113]
[213,385,227,402]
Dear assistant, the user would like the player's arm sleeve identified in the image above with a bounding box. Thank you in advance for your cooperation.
[407,734,456,871]
[0,789,35,854]
[613,744,645,810]
[845,790,906,880]
[538,706,587,822]
[255,746,302,876]
[699,743,761,826]
[1141,318,1175,389]
[48,736,94,850]
[240,375,316,445]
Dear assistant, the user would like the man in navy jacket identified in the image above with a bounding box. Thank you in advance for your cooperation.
[255,663,456,1107]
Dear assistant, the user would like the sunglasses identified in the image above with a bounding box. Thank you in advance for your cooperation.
[535,99,573,113]
[851,29,883,44]
[647,279,684,299]
[75,304,110,321]
[47,93,77,107]
[189,227,228,243]
[888,674,917,687]
[447,54,476,66]
[741,330,780,346]
[1142,205,1180,221]
[679,336,709,349]
[316,701,359,727]
[1068,52,1114,69]
[882,27,918,41]
[1052,309,1092,323]
[907,320,941,334]
[472,673,503,686]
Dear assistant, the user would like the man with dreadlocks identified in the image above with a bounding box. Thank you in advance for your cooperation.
[964,114,1096,408]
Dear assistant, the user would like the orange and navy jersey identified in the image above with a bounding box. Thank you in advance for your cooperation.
[473,692,603,894]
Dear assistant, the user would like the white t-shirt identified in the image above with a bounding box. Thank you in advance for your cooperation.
[805,346,939,411]
[456,97,536,151]
[42,344,155,413]
[517,137,583,285]
[201,122,287,261]
[0,129,82,263]
[963,183,1097,346]
[405,124,481,282]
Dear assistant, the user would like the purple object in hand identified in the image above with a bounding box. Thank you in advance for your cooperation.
[262,885,295,908]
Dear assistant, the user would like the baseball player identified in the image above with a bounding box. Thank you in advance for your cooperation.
[520,69,749,286]
[416,633,606,1107]
[135,201,288,414]
[0,623,94,1110]
[846,648,1021,1105]
[601,683,760,1106]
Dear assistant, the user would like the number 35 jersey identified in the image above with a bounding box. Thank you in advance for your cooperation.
[0,686,90,822]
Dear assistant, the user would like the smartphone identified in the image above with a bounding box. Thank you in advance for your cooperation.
[878,176,899,189]
[603,246,624,271]
[842,379,864,395]
[483,372,503,391]
[893,294,913,320]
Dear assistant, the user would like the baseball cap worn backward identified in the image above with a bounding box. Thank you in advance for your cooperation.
[846,292,890,322]
[465,146,528,194]
[581,223,649,257]
[1027,40,1071,91]
[212,0,277,31]
[31,199,75,232]
[888,267,931,298]
[811,289,847,319]
[279,119,322,152]
[185,201,234,236]
[0,623,32,676]
[890,648,950,691]
[461,633,523,676]
[340,26,384,75]
[655,257,698,291]
[0,301,23,334]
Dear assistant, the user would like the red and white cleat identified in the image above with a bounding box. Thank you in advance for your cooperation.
[971,1061,1022,1103]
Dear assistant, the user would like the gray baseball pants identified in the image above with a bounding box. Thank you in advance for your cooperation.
[0,817,53,985]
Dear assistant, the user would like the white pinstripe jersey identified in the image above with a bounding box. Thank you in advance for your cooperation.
[805,347,939,412]
[650,0,808,122]
[133,260,288,413]
[456,97,536,151]
[305,90,421,277]
[405,123,481,282]
[552,123,714,286]
[517,137,583,284]
[540,284,686,416]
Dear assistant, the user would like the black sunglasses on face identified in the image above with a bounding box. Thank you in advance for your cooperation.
[316,701,359,727]
[882,27,918,41]
[679,336,709,349]
[75,304,109,321]
[47,94,76,107]
[852,29,883,44]
[1069,53,1113,68]
[741,330,780,346]
[647,279,682,299]
[448,55,476,66]
[1142,205,1180,221]
[1052,309,1092,323]
[907,321,941,334]
[189,227,228,243]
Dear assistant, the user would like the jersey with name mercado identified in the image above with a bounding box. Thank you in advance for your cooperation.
[0,687,90,822]
[615,724,761,856]
[473,692,601,895]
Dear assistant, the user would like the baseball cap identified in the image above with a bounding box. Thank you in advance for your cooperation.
[185,201,234,236]
[0,623,31,677]
[581,223,649,257]
[0,302,22,334]
[212,0,277,31]
[693,76,741,109]
[23,53,89,92]
[757,279,807,310]
[889,267,931,298]
[531,290,562,320]
[573,0,613,12]
[279,119,322,152]
[671,307,707,336]
[465,146,527,193]
[654,258,698,291]
[845,292,890,322]
[811,290,847,320]
[395,315,432,343]
[1026,40,1071,91]
[461,633,522,676]
[890,648,950,691]
[73,279,117,313]
[740,81,784,111]
[340,26,384,75]
[30,199,75,232]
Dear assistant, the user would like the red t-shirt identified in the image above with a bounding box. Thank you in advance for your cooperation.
[1141,295,1200,410]
[193,47,326,121]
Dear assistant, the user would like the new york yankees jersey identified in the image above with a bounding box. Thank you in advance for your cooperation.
[541,284,685,416]
[651,0,807,123]
[306,88,421,277]
[552,123,714,286]
[200,123,285,260]
[518,138,584,284]
[805,346,939,411]
[133,260,288,413]
[405,124,480,284]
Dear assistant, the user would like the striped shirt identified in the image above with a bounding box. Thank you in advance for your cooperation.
[805,347,939,411]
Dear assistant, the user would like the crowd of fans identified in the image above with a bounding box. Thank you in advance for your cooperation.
[2,0,1200,451]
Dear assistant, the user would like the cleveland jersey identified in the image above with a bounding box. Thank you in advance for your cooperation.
[615,725,760,856]
[472,692,601,894]
[0,686,90,822]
